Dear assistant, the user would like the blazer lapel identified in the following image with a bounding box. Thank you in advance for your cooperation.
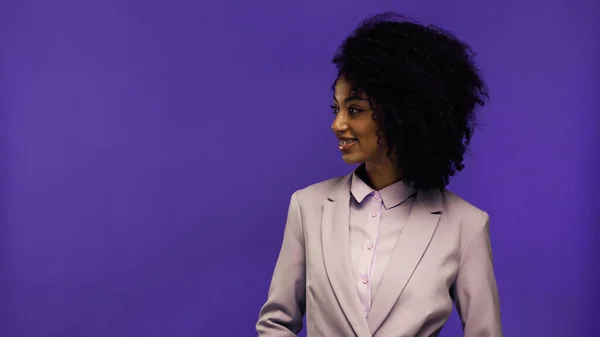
[321,175,372,337]
[367,188,443,335]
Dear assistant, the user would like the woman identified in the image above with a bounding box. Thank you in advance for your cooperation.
[256,12,502,337]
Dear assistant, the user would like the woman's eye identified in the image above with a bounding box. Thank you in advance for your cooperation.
[330,105,339,115]
[349,107,361,114]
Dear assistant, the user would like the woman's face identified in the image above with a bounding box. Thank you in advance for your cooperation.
[331,76,383,165]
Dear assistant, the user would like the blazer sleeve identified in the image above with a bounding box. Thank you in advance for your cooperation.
[453,213,503,337]
[256,191,306,337]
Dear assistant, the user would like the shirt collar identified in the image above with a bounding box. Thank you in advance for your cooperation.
[350,165,415,209]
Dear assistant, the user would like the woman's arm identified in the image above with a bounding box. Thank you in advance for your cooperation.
[452,214,503,337]
[256,191,306,337]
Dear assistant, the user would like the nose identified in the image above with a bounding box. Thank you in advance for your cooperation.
[331,113,349,134]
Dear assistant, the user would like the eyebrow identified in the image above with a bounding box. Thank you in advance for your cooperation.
[333,95,368,104]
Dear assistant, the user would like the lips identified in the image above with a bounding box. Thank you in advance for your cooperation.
[338,138,357,146]
[338,137,357,151]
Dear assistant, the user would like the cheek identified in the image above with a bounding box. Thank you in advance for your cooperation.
[363,123,380,146]
[358,130,380,151]
[353,116,380,149]
[364,136,381,152]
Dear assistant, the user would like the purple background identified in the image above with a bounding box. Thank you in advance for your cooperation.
[1,0,598,336]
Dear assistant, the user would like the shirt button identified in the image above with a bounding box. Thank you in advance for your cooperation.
[373,192,380,200]
[361,276,368,284]
[364,312,368,317]
[371,211,378,218]
[366,242,373,250]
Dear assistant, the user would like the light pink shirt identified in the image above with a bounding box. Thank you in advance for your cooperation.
[349,171,416,318]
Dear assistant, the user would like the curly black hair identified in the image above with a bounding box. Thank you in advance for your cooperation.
[332,12,488,190]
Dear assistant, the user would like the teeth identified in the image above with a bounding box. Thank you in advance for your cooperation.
[338,139,355,146]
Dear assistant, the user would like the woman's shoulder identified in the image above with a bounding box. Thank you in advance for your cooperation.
[295,175,346,201]
[440,188,489,226]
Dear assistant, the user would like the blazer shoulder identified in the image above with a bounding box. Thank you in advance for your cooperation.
[441,189,489,226]
[295,176,344,204]
[440,190,491,253]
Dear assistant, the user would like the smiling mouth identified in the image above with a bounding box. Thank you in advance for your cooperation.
[338,138,357,151]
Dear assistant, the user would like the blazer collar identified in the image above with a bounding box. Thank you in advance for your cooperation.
[322,173,371,336]
[367,187,443,335]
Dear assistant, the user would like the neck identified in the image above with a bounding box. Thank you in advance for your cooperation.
[363,161,402,191]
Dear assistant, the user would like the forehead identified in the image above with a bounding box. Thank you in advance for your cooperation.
[333,76,368,100]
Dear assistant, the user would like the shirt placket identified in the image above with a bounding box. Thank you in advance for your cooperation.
[356,191,383,317]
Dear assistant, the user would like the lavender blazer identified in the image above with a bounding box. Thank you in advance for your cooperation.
[257,173,502,337]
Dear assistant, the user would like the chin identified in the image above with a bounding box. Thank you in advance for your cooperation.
[341,153,364,164]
